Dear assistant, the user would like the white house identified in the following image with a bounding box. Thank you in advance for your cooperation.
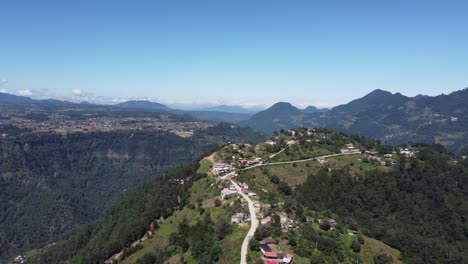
[221,188,236,199]
[231,213,247,224]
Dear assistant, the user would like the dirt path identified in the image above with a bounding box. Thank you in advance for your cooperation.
[268,146,288,159]
[242,152,359,171]
[206,152,216,163]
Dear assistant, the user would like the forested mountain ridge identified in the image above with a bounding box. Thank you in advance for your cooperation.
[295,147,468,263]
[235,129,468,263]
[243,102,307,135]
[242,88,468,152]
[27,164,200,264]
[0,124,265,262]
[30,128,468,264]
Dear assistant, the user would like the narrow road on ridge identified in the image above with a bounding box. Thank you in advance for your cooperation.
[230,179,258,264]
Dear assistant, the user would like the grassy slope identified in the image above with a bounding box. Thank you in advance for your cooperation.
[241,153,391,191]
[120,159,248,264]
[196,158,212,174]
[119,208,200,264]
[361,237,402,263]
[218,226,248,264]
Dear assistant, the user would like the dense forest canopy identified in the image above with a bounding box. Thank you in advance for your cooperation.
[27,164,201,264]
[0,124,264,262]
[295,147,468,263]
[14,127,468,264]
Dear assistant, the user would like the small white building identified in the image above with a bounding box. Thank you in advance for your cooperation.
[221,188,236,199]
[400,148,416,157]
[231,213,247,224]
[341,143,360,154]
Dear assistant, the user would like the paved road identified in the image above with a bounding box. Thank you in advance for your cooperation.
[230,180,258,264]
[242,152,360,171]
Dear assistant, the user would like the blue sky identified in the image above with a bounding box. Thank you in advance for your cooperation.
[1,0,467,108]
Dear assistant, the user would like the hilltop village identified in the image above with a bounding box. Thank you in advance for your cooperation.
[101,128,414,264]
[208,128,412,263]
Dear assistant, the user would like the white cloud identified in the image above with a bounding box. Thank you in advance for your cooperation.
[18,90,33,96]
[0,79,7,85]
[72,89,82,96]
[0,88,8,93]
[111,98,127,103]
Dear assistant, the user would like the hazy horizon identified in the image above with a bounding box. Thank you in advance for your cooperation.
[1,1,467,108]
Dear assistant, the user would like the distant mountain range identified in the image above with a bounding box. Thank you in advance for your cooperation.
[114,101,255,122]
[0,92,74,105]
[3,88,468,152]
[0,93,256,123]
[242,88,468,152]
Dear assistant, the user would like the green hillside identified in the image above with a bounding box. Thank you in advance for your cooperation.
[243,88,468,153]
[24,128,468,264]
[0,124,265,262]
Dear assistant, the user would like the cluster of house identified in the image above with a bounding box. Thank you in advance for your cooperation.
[278,213,296,233]
[213,163,234,175]
[231,212,248,224]
[280,219,296,233]
[260,214,296,233]
[265,129,314,147]
[399,148,416,157]
[237,183,260,199]
[220,183,259,199]
[237,157,263,168]
[432,113,459,123]
[340,143,361,154]
[260,238,293,264]
[227,172,239,179]
[365,151,391,166]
